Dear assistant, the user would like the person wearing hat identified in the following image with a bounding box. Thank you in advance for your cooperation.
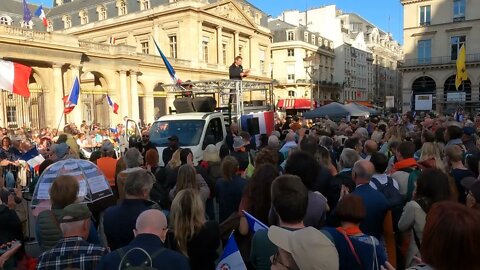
[162,135,179,166]
[263,175,339,270]
[96,140,118,188]
[230,136,249,172]
[36,203,107,270]
[462,177,480,210]
[50,143,70,162]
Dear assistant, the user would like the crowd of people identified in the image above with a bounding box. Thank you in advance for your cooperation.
[1,110,480,270]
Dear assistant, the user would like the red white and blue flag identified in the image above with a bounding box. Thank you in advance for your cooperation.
[0,60,31,98]
[63,76,80,114]
[216,233,246,270]
[242,210,268,233]
[106,95,119,114]
[34,5,48,27]
[240,111,275,136]
[152,38,182,86]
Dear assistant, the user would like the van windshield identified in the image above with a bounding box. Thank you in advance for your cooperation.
[149,120,205,147]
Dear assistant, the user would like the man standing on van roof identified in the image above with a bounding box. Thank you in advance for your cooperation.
[229,56,249,80]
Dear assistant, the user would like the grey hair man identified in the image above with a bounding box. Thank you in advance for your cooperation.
[103,169,157,251]
[116,148,144,200]
[329,148,362,209]
[37,204,107,270]
[351,159,389,240]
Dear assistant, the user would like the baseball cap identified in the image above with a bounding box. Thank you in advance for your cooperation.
[60,203,92,223]
[232,136,245,149]
[463,127,476,136]
[101,140,114,152]
[168,135,179,142]
[53,143,69,158]
[268,226,339,270]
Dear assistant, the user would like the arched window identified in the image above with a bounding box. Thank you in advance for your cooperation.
[0,16,10,25]
[140,0,150,10]
[117,0,128,15]
[63,15,71,28]
[80,10,88,24]
[21,20,33,29]
[97,6,107,20]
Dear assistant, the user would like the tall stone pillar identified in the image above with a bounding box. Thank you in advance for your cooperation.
[198,21,203,62]
[234,31,239,57]
[143,89,154,124]
[118,70,129,118]
[216,26,223,65]
[130,70,140,122]
[52,63,65,128]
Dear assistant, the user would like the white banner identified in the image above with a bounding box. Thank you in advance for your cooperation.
[415,94,433,111]
[386,96,395,108]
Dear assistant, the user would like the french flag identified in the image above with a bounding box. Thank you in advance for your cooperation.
[240,111,275,136]
[242,210,268,233]
[0,60,31,98]
[152,38,182,86]
[21,148,45,172]
[34,5,48,27]
[216,233,246,270]
[64,76,80,114]
[106,95,119,114]
[108,36,116,45]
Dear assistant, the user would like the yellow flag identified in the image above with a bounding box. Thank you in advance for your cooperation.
[455,44,467,90]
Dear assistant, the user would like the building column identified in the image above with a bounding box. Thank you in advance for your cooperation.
[143,90,154,124]
[198,21,203,63]
[130,70,140,122]
[216,26,223,65]
[234,31,239,57]
[248,36,253,72]
[69,65,83,125]
[118,70,129,118]
[51,63,65,128]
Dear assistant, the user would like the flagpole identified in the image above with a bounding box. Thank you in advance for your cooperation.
[56,110,65,133]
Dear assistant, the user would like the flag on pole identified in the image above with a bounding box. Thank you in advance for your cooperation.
[242,210,268,233]
[455,44,467,90]
[64,77,80,114]
[34,5,48,27]
[106,95,119,114]
[216,233,247,270]
[23,0,32,23]
[0,60,31,98]
[152,38,182,86]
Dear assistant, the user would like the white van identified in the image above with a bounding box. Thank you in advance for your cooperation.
[149,112,227,166]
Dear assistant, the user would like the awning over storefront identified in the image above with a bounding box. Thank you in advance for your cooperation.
[346,101,373,108]
[277,99,314,110]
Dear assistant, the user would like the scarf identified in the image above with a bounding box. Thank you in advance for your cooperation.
[392,158,417,173]
[336,225,363,236]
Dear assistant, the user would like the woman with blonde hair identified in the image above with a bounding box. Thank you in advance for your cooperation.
[418,142,445,172]
[170,188,220,270]
[167,149,182,169]
[169,164,210,206]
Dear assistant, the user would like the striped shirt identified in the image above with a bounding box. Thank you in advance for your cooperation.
[36,236,107,270]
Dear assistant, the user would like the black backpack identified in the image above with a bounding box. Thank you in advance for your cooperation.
[116,247,165,270]
[371,176,404,232]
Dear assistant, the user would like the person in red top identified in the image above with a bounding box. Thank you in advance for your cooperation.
[96,141,118,188]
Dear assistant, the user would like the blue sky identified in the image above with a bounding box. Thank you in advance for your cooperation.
[30,0,403,42]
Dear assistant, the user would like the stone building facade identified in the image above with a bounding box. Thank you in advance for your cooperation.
[0,0,272,128]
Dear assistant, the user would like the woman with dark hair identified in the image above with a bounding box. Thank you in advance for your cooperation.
[398,168,454,267]
[407,202,480,270]
[434,127,446,156]
[324,194,387,270]
[238,164,279,235]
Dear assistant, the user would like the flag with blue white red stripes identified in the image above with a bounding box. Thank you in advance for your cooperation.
[216,233,246,270]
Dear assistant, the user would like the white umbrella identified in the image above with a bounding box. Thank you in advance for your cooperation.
[31,159,113,216]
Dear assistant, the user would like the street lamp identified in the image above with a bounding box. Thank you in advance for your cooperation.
[303,56,315,110]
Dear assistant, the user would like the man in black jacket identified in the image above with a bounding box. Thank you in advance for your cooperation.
[228,56,249,106]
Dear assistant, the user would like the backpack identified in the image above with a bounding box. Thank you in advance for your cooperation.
[400,167,421,203]
[116,247,165,270]
[371,176,404,232]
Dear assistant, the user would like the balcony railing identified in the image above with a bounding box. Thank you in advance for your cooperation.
[403,54,480,67]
